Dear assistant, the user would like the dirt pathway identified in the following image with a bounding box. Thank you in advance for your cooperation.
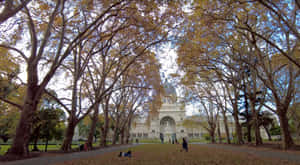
[1,144,138,165]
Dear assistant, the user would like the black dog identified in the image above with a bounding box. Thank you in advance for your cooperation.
[118,150,132,158]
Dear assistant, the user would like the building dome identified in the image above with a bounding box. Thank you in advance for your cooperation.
[162,79,177,103]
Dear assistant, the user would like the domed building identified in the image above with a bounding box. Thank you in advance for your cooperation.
[130,80,197,142]
[129,80,268,142]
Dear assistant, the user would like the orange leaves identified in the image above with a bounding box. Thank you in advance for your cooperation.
[54,16,63,26]
[39,3,50,10]
[0,48,20,75]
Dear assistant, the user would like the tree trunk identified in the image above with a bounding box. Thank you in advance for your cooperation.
[100,112,109,147]
[32,126,41,151]
[243,84,251,143]
[217,122,222,143]
[119,129,125,144]
[278,111,294,149]
[61,121,76,151]
[45,137,49,152]
[233,105,244,144]
[222,110,231,144]
[263,125,272,141]
[100,129,108,147]
[112,127,119,145]
[7,93,39,156]
[125,115,133,144]
[250,101,262,145]
[125,128,130,144]
[86,103,99,150]
[32,136,39,152]
[112,115,120,145]
[248,95,262,146]
[210,130,216,143]
[247,124,252,143]
[254,123,263,145]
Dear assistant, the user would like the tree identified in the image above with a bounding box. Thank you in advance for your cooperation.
[30,92,65,152]
[0,0,183,155]
[31,107,65,152]
[0,50,22,142]
[258,111,275,141]
[0,0,32,24]
[177,0,299,149]
[0,0,131,156]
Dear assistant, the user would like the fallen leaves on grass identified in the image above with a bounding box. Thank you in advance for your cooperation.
[55,144,298,165]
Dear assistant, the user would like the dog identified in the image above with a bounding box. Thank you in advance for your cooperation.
[118,150,132,158]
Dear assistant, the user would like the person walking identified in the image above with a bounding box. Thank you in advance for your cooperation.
[182,137,188,152]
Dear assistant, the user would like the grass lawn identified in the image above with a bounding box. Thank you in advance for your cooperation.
[56,144,298,165]
[0,145,10,155]
[0,144,80,155]
[138,138,209,144]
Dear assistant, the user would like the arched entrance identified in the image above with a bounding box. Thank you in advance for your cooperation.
[160,116,176,143]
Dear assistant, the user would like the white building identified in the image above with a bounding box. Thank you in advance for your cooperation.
[130,81,268,142]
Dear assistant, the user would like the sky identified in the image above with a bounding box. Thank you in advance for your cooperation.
[157,43,199,116]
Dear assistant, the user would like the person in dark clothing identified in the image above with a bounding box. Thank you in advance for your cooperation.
[182,137,188,152]
[118,150,132,158]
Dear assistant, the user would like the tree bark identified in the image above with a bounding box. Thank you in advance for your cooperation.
[250,98,263,145]
[61,121,76,151]
[247,124,252,143]
[125,115,133,144]
[242,82,252,143]
[112,126,119,145]
[100,128,108,147]
[32,125,41,151]
[217,122,222,143]
[45,137,49,152]
[119,129,125,144]
[233,105,244,144]
[100,99,110,147]
[263,125,272,141]
[7,87,39,156]
[278,111,294,149]
[210,130,216,143]
[254,122,263,145]
[85,103,99,150]
[221,109,231,144]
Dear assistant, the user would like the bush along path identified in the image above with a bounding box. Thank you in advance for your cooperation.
[1,144,139,165]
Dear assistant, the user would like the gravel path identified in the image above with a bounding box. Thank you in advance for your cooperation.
[1,144,138,165]
[193,143,300,163]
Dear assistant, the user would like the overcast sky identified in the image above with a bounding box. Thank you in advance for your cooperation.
[158,43,199,116]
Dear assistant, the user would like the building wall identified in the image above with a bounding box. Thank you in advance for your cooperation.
[130,102,269,141]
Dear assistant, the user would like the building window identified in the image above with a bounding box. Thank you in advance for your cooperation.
[138,133,142,137]
[152,130,155,133]
[181,129,184,133]
[132,133,136,137]
[194,133,199,137]
[143,133,148,138]
[188,133,193,137]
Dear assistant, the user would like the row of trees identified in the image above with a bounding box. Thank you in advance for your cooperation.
[177,0,299,149]
[0,0,184,156]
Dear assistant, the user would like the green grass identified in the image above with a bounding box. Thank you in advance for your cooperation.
[0,144,81,155]
[55,144,298,165]
[138,139,161,143]
[188,138,208,143]
[138,138,209,144]
[0,145,10,155]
